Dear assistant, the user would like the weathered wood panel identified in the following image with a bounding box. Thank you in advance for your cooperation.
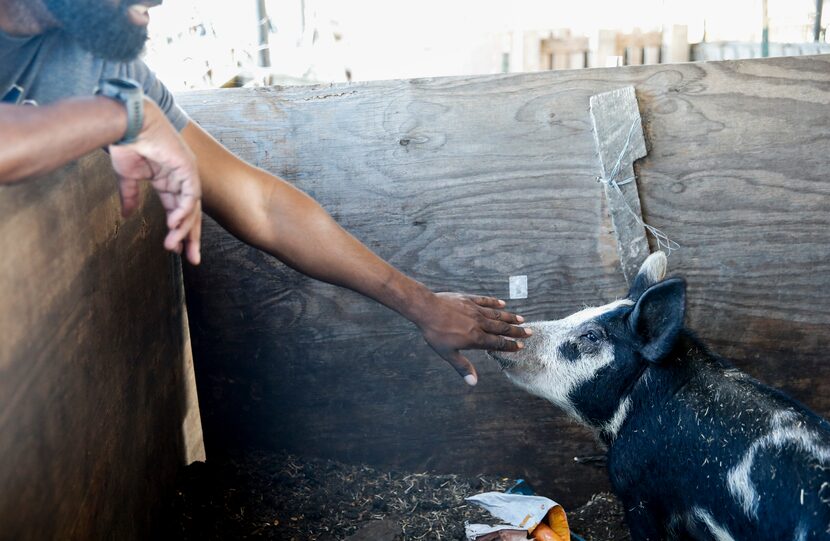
[0,153,203,540]
[178,55,830,507]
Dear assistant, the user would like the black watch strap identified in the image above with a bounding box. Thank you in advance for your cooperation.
[95,78,144,145]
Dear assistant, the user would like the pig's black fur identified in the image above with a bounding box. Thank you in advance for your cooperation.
[569,277,830,540]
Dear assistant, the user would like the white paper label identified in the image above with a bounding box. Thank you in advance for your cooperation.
[509,275,528,300]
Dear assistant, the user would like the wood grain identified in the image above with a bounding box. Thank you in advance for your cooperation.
[177,55,830,508]
[0,153,200,539]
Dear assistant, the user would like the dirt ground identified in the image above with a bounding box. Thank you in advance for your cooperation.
[162,450,631,540]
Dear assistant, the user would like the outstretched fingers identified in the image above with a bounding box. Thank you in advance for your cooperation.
[477,332,524,352]
[423,292,530,385]
[470,295,507,309]
[478,305,525,325]
[479,317,532,339]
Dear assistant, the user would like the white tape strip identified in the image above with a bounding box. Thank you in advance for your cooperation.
[509,276,528,300]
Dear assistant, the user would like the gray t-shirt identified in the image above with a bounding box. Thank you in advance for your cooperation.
[0,28,188,131]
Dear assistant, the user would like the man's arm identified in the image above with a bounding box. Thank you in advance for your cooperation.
[0,97,127,182]
[0,97,202,264]
[183,121,532,385]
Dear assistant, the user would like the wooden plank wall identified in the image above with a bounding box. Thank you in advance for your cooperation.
[0,153,204,540]
[177,55,830,507]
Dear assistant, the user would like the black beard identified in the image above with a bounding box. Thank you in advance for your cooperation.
[42,0,148,62]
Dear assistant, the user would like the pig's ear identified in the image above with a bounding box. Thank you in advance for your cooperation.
[628,278,686,363]
[628,251,668,299]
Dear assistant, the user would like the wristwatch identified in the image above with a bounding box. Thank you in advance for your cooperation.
[95,78,144,145]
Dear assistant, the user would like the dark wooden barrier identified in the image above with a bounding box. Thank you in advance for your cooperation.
[177,55,830,507]
[0,153,203,540]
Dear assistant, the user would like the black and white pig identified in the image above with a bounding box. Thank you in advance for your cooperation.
[489,252,830,540]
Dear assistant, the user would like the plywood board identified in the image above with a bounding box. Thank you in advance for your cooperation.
[0,153,202,539]
[177,55,830,506]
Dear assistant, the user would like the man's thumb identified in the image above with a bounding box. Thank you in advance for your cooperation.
[445,351,478,386]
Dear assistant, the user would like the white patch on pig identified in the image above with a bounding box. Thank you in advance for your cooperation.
[639,251,668,284]
[727,410,830,519]
[771,410,800,427]
[722,368,749,380]
[603,397,631,440]
[502,299,634,423]
[691,507,736,541]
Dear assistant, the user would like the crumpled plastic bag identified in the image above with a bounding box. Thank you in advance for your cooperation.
[464,524,528,539]
[464,492,570,541]
[466,526,530,540]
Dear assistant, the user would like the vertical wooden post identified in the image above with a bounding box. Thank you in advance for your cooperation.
[665,25,690,63]
[762,0,770,58]
[596,29,617,68]
[256,0,271,68]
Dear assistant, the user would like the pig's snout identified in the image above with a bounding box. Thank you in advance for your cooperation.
[486,325,540,370]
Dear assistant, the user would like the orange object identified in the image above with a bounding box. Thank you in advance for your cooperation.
[530,522,560,541]
[546,505,571,541]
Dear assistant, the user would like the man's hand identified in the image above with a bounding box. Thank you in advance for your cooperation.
[415,292,532,386]
[109,99,202,265]
[0,97,201,264]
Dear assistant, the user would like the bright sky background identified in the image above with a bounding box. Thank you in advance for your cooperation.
[144,0,824,90]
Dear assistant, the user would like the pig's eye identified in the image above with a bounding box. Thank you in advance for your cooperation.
[583,330,601,344]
